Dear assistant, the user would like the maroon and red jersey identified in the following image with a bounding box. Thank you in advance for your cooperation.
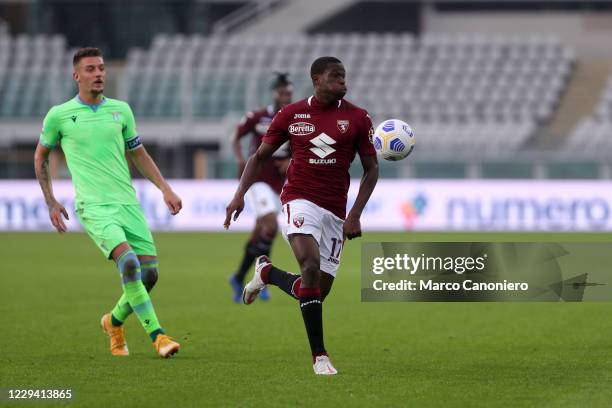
[263,96,376,220]
[237,105,288,194]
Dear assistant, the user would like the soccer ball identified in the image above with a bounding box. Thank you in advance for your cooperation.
[372,119,415,161]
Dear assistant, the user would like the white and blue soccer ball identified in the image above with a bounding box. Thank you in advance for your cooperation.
[372,119,415,161]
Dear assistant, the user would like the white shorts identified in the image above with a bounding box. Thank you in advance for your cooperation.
[245,182,280,218]
[280,199,344,277]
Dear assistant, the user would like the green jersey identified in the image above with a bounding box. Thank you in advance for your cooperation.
[40,96,142,208]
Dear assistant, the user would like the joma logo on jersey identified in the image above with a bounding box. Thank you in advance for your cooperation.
[294,113,311,119]
[289,122,315,136]
[309,133,337,164]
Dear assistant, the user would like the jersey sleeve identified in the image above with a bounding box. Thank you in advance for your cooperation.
[357,111,376,156]
[39,107,61,149]
[236,111,257,139]
[262,108,289,146]
[122,103,142,151]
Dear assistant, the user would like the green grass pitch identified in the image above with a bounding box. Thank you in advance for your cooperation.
[2,232,612,407]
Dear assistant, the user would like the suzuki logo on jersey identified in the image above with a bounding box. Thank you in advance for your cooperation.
[309,133,337,164]
[294,113,311,119]
[289,122,315,136]
[337,120,349,134]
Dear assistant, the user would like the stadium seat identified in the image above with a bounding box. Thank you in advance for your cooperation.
[0,30,575,155]
[566,73,612,154]
[0,31,72,117]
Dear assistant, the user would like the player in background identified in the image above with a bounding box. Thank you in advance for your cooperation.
[34,47,182,358]
[228,73,293,303]
[224,57,379,375]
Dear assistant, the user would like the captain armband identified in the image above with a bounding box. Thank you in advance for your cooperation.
[125,136,142,151]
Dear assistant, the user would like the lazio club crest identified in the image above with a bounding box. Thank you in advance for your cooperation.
[337,120,349,134]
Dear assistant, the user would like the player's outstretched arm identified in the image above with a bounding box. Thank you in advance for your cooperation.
[224,141,278,229]
[34,143,69,233]
[128,146,182,215]
[344,154,379,240]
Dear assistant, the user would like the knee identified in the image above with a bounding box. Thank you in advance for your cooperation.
[123,260,139,281]
[299,259,320,282]
[260,217,278,240]
[118,252,141,283]
[262,225,278,239]
[142,267,158,292]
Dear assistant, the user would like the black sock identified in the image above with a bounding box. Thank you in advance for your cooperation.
[299,287,326,356]
[267,266,301,299]
[234,236,272,283]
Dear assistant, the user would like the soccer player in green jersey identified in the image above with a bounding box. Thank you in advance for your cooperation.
[34,47,182,358]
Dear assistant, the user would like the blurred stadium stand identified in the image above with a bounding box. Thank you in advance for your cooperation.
[122,32,573,157]
[0,18,7,36]
[1,0,612,180]
[566,74,612,155]
[0,33,73,118]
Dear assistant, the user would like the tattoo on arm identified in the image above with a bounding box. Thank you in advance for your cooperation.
[35,152,55,206]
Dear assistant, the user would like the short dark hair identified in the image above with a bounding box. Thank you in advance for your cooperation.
[271,72,292,90]
[73,47,103,66]
[310,56,342,78]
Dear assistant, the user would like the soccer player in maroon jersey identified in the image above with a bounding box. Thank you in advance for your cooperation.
[228,73,293,303]
[224,56,379,375]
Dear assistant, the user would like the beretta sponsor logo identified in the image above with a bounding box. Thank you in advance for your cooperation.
[289,122,315,136]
